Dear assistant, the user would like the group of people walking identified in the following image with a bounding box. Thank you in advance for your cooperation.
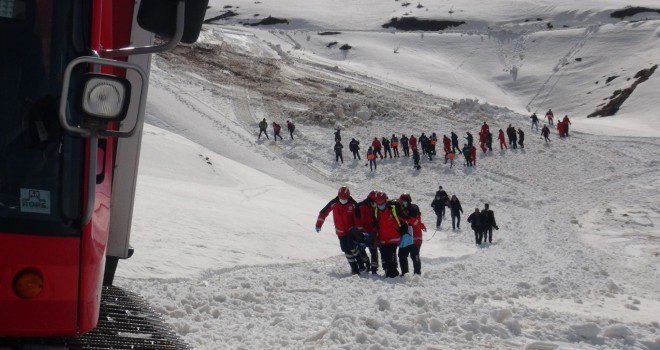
[315,186,498,277]
[257,118,296,141]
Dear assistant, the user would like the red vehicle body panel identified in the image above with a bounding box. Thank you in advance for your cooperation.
[0,234,80,336]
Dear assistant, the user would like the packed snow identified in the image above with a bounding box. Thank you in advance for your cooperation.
[116,1,660,349]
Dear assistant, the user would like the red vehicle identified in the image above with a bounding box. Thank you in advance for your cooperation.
[0,0,207,344]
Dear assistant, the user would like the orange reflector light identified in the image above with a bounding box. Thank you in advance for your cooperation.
[13,269,44,299]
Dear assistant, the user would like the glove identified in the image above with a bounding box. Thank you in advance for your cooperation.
[315,227,321,233]
[421,224,427,232]
[399,223,409,236]
[495,226,499,230]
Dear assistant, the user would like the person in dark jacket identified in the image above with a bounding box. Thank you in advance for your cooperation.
[400,134,410,157]
[430,194,446,228]
[517,128,525,149]
[541,124,551,143]
[451,132,459,152]
[349,138,361,159]
[258,118,269,140]
[286,120,295,139]
[530,113,539,131]
[412,148,421,170]
[448,195,463,230]
[272,122,283,141]
[435,186,449,217]
[382,137,392,159]
[508,125,518,149]
[462,144,472,166]
[486,131,493,151]
[465,132,474,147]
[334,128,341,142]
[334,140,344,163]
[481,203,499,244]
[467,208,483,244]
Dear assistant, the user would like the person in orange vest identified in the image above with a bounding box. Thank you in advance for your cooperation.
[391,134,400,158]
[498,129,507,149]
[367,146,377,171]
[430,132,438,157]
[315,187,362,274]
[562,115,572,136]
[373,192,409,278]
[398,193,426,276]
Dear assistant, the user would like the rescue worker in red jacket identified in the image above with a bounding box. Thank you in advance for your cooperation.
[315,186,362,275]
[480,121,490,136]
[371,137,383,159]
[470,144,477,166]
[442,135,451,153]
[409,134,418,151]
[557,120,565,137]
[498,129,507,149]
[373,192,409,278]
[398,193,426,276]
[356,191,380,274]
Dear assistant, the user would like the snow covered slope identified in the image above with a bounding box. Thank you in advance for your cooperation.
[116,1,660,349]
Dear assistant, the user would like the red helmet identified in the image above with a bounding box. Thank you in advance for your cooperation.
[375,191,388,205]
[399,193,412,203]
[367,190,378,201]
[338,186,350,200]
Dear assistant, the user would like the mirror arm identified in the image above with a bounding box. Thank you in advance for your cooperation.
[101,0,185,58]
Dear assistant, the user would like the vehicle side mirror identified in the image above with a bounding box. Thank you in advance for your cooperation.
[137,0,209,44]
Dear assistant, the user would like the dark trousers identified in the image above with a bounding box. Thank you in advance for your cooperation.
[451,212,461,229]
[336,152,343,163]
[274,132,283,141]
[384,147,392,158]
[258,129,269,139]
[289,130,294,139]
[398,244,421,275]
[369,246,379,273]
[338,235,360,274]
[434,211,443,228]
[483,227,493,243]
[402,146,409,157]
[379,244,399,278]
[369,159,376,171]
[393,147,399,157]
[352,150,361,160]
[474,229,483,244]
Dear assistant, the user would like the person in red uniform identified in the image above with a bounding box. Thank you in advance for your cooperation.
[398,193,426,276]
[356,191,380,274]
[373,192,409,278]
[442,135,451,153]
[409,134,418,151]
[498,129,507,150]
[480,121,490,136]
[557,120,565,137]
[479,130,487,153]
[315,186,362,275]
[371,137,383,159]
[470,144,477,166]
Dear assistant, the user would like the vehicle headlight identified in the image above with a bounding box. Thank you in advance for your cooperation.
[80,73,131,121]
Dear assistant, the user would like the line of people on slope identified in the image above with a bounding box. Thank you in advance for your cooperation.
[314,186,499,277]
[257,118,296,141]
